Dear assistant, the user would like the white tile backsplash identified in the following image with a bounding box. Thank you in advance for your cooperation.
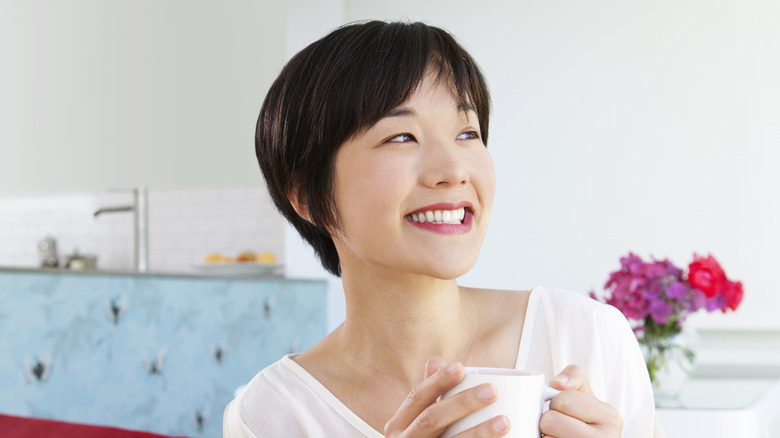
[0,187,285,273]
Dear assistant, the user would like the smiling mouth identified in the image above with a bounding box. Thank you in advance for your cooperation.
[405,207,467,225]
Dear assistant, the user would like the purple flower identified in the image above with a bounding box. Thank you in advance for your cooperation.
[688,289,707,312]
[593,252,743,339]
[706,294,728,312]
[666,281,688,300]
[643,261,667,279]
[649,300,674,324]
[621,253,645,275]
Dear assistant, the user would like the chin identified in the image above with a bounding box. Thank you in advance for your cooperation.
[414,258,478,281]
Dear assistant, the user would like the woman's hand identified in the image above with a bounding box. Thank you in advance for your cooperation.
[384,356,510,438]
[540,364,623,437]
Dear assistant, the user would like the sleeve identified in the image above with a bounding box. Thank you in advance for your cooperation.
[223,401,256,438]
[525,289,661,438]
[596,304,661,438]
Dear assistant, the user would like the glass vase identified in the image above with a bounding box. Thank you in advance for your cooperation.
[639,325,699,401]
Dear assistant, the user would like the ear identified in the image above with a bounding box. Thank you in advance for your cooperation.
[287,188,313,224]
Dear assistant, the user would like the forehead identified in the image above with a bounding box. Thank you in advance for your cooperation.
[340,51,487,145]
[372,71,478,127]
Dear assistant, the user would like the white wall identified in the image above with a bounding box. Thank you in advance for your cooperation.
[0,0,285,196]
[3,0,778,332]
[0,187,284,272]
[335,0,780,330]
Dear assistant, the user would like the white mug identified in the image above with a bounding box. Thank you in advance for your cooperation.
[440,367,560,438]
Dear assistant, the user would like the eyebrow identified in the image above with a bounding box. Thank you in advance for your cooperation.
[384,107,415,118]
[383,101,476,119]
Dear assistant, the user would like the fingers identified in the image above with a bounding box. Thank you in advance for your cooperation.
[385,359,507,438]
[425,356,447,378]
[406,383,503,437]
[541,365,623,438]
[541,407,600,438]
[540,398,622,438]
[385,361,465,434]
[546,389,621,426]
[452,415,510,438]
[549,364,593,396]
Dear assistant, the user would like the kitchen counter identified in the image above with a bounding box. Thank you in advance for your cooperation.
[657,377,780,437]
[0,265,288,280]
[0,268,327,438]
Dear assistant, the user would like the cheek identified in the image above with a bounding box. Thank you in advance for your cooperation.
[334,157,405,229]
[473,150,497,204]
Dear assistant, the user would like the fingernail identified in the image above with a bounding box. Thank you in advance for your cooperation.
[491,416,509,433]
[477,384,496,400]
[447,363,461,375]
[551,373,569,384]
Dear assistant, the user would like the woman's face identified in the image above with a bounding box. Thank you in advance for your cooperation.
[331,71,496,281]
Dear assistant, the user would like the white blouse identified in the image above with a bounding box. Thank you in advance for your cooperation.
[224,287,661,437]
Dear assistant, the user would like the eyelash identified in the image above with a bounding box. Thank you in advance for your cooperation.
[384,130,481,144]
[385,133,417,143]
[457,130,480,141]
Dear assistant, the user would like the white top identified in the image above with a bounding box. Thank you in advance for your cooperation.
[224,287,660,437]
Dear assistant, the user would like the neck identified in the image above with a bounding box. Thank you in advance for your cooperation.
[335,266,474,385]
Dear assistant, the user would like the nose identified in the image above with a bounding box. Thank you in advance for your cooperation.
[419,137,469,188]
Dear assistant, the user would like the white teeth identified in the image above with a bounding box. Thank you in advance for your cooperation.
[406,207,466,225]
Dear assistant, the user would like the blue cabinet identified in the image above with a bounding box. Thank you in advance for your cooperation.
[0,269,327,437]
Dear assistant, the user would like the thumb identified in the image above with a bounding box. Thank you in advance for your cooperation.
[549,364,594,396]
[424,356,447,379]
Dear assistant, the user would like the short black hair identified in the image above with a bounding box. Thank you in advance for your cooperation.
[256,20,491,276]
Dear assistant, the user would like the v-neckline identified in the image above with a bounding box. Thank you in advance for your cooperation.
[282,287,541,436]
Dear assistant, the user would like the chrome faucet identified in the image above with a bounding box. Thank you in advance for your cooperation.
[94,188,149,272]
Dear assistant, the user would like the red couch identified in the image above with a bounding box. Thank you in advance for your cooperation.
[0,414,192,438]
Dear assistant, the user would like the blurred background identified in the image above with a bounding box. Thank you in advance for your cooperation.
[1,0,779,436]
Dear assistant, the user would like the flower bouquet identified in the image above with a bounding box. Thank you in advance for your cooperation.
[592,253,743,397]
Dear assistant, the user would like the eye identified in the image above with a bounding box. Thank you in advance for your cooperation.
[457,130,481,141]
[384,133,417,143]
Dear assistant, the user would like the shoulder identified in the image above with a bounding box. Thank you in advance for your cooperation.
[523,286,641,376]
[224,356,313,437]
[468,286,613,317]
[530,286,627,326]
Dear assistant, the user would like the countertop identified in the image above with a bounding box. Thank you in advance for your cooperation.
[657,377,780,437]
[0,264,290,281]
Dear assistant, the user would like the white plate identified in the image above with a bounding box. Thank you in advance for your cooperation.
[192,262,282,276]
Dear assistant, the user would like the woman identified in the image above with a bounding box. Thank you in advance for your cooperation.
[225,20,660,437]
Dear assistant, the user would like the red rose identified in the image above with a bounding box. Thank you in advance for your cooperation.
[688,254,727,298]
[723,280,744,312]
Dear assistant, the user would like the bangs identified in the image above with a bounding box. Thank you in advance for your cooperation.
[324,21,491,144]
